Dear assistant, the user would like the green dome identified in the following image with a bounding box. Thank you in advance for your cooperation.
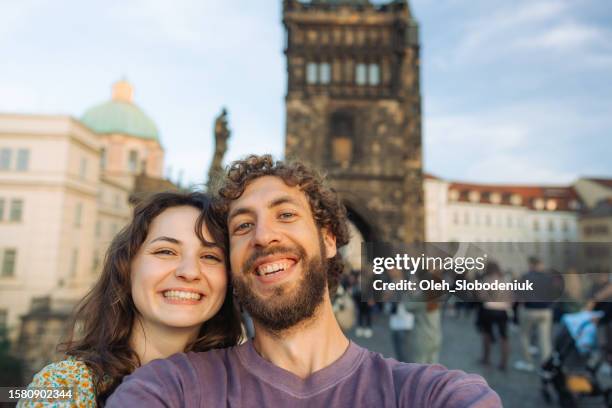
[80,81,160,141]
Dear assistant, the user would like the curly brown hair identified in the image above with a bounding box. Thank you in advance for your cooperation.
[59,191,243,404]
[216,154,350,295]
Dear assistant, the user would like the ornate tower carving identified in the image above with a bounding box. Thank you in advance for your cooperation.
[283,0,424,243]
[207,107,231,187]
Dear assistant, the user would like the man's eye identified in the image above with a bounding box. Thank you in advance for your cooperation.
[234,222,253,233]
[279,212,296,220]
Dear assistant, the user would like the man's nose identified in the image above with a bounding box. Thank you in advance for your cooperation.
[175,256,201,281]
[253,219,281,247]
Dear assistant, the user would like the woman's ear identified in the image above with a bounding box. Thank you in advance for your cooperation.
[321,227,337,259]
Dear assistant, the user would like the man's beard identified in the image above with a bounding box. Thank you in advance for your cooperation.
[232,234,328,333]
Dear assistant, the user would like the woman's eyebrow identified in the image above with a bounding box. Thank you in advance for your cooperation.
[149,236,180,245]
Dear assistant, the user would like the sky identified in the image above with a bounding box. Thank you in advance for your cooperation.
[1,0,611,187]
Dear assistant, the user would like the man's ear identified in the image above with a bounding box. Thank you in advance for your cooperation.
[321,227,337,259]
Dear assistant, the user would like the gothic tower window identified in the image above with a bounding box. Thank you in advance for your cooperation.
[306,62,332,85]
[306,62,317,84]
[355,63,367,85]
[355,62,381,86]
[368,63,380,85]
[330,112,355,166]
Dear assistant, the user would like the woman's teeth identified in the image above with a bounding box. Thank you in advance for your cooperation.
[163,290,202,300]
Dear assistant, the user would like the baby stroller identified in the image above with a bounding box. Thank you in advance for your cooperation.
[540,311,612,407]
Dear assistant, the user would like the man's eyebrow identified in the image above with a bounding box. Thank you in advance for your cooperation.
[269,196,304,209]
[228,195,305,223]
[228,207,254,223]
[149,236,180,245]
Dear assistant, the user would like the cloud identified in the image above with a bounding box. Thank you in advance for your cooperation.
[424,99,612,184]
[108,0,274,53]
[448,0,569,65]
[513,22,607,52]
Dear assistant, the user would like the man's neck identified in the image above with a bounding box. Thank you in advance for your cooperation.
[251,294,350,379]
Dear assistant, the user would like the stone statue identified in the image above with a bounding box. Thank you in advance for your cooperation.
[207,107,231,189]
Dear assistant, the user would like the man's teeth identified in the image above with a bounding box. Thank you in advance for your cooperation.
[163,290,202,300]
[257,262,291,276]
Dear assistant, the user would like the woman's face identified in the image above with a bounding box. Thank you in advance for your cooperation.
[130,206,228,331]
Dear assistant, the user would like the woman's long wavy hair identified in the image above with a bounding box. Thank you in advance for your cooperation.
[59,191,243,404]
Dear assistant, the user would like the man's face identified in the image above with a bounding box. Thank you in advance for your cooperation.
[227,176,336,332]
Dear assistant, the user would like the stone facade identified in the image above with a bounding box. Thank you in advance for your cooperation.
[283,0,424,244]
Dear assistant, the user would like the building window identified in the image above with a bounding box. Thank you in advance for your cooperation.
[306,62,332,85]
[1,249,17,277]
[0,149,11,170]
[584,225,609,236]
[74,203,82,228]
[485,214,491,226]
[0,309,7,333]
[548,219,555,232]
[355,63,380,86]
[562,219,569,232]
[128,150,139,172]
[70,248,78,277]
[463,211,470,225]
[9,199,23,222]
[453,212,459,225]
[533,219,539,231]
[92,251,100,272]
[16,149,30,171]
[0,199,4,221]
[355,63,367,85]
[306,62,318,84]
[79,157,87,180]
[320,62,331,84]
[330,111,355,165]
[100,148,107,170]
[368,63,380,85]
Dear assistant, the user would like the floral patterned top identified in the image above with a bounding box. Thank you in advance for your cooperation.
[18,358,98,408]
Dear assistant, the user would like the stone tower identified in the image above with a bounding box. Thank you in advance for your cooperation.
[283,0,424,243]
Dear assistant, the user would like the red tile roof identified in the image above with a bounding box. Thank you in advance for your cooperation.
[586,178,612,189]
[447,181,580,211]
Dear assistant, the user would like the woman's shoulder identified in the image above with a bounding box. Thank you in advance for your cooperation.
[30,358,93,387]
[18,358,96,407]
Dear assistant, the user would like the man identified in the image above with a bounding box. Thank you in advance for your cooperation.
[108,155,501,407]
[513,256,555,372]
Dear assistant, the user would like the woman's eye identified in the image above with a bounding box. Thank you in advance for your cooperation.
[154,249,175,256]
[201,254,223,264]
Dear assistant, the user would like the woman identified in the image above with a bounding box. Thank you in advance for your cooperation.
[478,261,511,371]
[19,192,242,406]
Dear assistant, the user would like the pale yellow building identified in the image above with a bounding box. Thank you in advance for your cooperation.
[0,80,166,342]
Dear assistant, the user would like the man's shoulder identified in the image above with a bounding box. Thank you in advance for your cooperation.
[358,350,501,407]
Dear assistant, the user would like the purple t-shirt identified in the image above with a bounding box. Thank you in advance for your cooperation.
[107,341,501,407]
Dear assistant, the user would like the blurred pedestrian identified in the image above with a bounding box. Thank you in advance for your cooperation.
[386,268,415,362]
[352,270,374,338]
[478,262,511,371]
[406,269,442,364]
[514,256,555,372]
